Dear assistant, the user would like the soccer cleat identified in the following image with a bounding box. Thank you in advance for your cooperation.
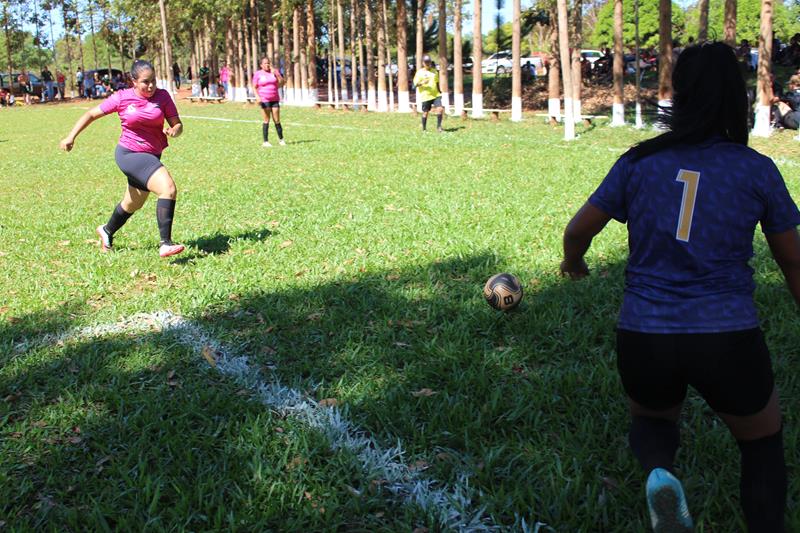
[96,225,113,252]
[646,468,694,533]
[159,243,185,258]
[278,139,286,146]
[437,127,444,133]
[262,141,273,148]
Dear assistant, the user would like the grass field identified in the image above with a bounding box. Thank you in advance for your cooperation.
[1,101,799,531]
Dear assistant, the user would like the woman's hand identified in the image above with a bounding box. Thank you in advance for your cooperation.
[560,259,590,280]
[60,137,75,152]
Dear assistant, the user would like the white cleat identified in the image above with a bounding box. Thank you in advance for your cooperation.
[262,141,273,148]
[278,139,286,146]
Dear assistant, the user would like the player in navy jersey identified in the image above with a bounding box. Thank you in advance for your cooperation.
[561,42,800,532]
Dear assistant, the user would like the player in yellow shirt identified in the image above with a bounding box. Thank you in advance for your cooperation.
[412,55,444,132]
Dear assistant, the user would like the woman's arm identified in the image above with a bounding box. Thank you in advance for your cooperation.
[561,202,613,279]
[60,106,106,151]
[274,70,285,87]
[765,227,800,306]
[165,115,183,138]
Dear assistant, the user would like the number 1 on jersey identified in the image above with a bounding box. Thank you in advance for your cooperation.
[675,169,700,242]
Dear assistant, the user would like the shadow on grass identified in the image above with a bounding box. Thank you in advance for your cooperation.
[1,248,798,531]
[173,227,275,263]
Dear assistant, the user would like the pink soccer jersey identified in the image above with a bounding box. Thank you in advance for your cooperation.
[99,88,179,155]
[252,70,280,102]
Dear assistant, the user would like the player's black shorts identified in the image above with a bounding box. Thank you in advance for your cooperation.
[616,328,774,416]
[421,97,442,112]
[115,145,163,191]
[260,101,280,109]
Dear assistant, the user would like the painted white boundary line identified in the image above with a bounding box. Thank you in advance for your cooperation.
[181,114,376,133]
[12,311,548,532]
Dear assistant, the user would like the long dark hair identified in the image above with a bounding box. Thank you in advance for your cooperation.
[627,42,748,161]
[131,60,155,80]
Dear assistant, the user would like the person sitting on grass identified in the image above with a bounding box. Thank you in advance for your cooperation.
[561,42,800,532]
[776,74,800,130]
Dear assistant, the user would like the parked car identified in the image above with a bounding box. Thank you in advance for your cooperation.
[481,50,545,75]
[0,72,45,98]
[580,49,603,69]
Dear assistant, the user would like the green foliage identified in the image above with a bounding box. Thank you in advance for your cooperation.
[590,0,687,48]
[683,0,800,43]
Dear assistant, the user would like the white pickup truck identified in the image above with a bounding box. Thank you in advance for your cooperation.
[481,50,544,75]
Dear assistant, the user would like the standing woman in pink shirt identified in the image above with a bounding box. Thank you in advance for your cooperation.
[59,60,185,258]
[252,57,285,147]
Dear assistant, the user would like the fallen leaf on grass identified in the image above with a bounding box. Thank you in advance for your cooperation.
[413,528,429,533]
[409,460,430,471]
[31,420,47,428]
[318,398,338,407]
[201,346,217,367]
[57,240,70,246]
[306,313,322,322]
[393,341,410,348]
[228,293,240,301]
[8,432,23,439]
[294,270,306,277]
[261,346,277,355]
[0,306,8,315]
[6,317,20,325]
[4,392,21,403]
[411,388,437,398]
[601,476,620,490]
[386,273,400,281]
[279,240,293,249]
[67,436,82,444]
[242,249,255,255]
[275,427,284,433]
[288,456,307,470]
[84,239,97,245]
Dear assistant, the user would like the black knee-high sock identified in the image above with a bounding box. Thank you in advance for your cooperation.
[628,416,680,473]
[421,115,428,130]
[156,198,177,245]
[738,429,786,532]
[437,113,443,129]
[262,122,269,142]
[275,122,283,140]
[105,203,133,235]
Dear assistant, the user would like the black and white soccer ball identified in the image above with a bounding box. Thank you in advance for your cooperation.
[483,273,523,311]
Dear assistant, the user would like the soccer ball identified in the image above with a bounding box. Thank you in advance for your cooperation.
[483,273,523,311]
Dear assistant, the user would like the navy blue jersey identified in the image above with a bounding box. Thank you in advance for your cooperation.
[590,138,800,333]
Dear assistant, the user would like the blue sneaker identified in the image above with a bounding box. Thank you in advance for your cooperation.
[646,468,693,532]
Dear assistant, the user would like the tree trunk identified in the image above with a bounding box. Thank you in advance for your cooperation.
[453,0,464,116]
[337,0,348,100]
[511,0,521,121]
[273,2,281,66]
[415,0,425,111]
[611,0,624,125]
[297,6,308,103]
[547,4,560,122]
[723,0,736,46]
[376,0,388,111]
[350,0,359,105]
[571,0,582,122]
[383,0,395,109]
[657,0,672,104]
[282,0,294,102]
[250,0,259,75]
[266,0,274,64]
[3,3,13,77]
[244,11,254,93]
[237,16,246,100]
[76,4,85,74]
[307,0,318,101]
[556,0,574,139]
[357,0,367,100]
[293,5,302,102]
[437,0,449,110]
[88,1,98,69]
[62,1,75,97]
[753,0,773,136]
[157,0,174,94]
[471,0,483,117]
[396,0,410,111]
[365,0,376,109]
[697,0,709,42]
[330,0,340,104]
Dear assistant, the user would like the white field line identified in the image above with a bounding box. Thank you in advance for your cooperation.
[11,311,550,532]
[181,114,376,133]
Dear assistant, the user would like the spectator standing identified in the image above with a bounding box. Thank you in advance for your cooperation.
[18,70,32,105]
[56,70,66,99]
[199,62,210,96]
[172,62,181,90]
[41,66,54,102]
[219,63,231,99]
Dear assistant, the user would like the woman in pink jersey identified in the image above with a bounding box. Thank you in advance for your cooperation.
[251,57,285,147]
[59,60,185,258]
